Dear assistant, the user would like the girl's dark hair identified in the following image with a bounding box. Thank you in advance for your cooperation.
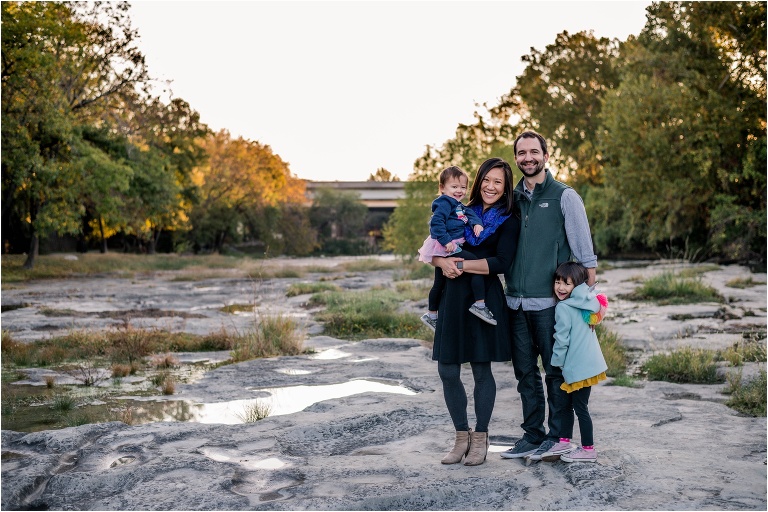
[554,262,589,300]
[438,166,469,189]
[467,158,515,215]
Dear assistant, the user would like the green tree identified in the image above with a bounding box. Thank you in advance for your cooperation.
[2,2,82,266]
[129,97,209,253]
[76,126,133,253]
[1,1,152,266]
[251,203,318,256]
[595,1,766,261]
[310,188,368,255]
[501,30,622,190]
[383,105,518,258]
[381,178,434,258]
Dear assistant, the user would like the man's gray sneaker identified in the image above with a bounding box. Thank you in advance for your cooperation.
[469,304,497,325]
[420,313,437,332]
[540,440,574,462]
[499,439,540,459]
[526,439,556,461]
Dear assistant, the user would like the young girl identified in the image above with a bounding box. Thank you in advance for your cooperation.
[417,166,496,331]
[542,261,608,463]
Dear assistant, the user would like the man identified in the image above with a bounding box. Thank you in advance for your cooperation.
[499,130,597,461]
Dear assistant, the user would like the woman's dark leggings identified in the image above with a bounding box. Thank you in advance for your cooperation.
[427,249,483,311]
[564,386,594,446]
[437,361,495,433]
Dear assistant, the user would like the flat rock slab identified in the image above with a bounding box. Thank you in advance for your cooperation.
[2,337,766,510]
[1,258,766,510]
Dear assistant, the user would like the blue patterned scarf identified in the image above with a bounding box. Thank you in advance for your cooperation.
[463,204,511,246]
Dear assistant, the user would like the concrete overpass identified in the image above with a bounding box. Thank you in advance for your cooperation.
[304,181,406,212]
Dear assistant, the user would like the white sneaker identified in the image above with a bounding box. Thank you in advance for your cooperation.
[561,447,597,463]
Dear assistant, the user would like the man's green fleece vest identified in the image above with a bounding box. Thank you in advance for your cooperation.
[504,171,573,299]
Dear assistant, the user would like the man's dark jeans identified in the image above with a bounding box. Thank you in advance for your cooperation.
[509,306,569,444]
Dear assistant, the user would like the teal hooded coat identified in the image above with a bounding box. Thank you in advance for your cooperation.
[551,283,608,385]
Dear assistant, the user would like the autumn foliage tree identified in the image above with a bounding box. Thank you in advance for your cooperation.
[190,130,312,255]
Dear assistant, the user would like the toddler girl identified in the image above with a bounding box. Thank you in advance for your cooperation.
[417,166,496,331]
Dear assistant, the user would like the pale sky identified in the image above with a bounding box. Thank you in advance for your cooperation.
[128,1,651,182]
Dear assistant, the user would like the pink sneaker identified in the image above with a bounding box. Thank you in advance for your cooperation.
[561,447,597,463]
[540,441,574,462]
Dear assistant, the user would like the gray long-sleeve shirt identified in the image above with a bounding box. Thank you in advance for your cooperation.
[506,184,597,311]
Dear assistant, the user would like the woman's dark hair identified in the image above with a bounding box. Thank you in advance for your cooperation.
[553,262,589,300]
[467,158,515,215]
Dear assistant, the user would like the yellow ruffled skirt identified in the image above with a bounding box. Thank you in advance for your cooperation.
[560,372,607,393]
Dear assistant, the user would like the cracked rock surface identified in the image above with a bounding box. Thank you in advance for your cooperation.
[1,258,766,510]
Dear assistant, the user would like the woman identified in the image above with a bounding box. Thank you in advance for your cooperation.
[431,157,519,466]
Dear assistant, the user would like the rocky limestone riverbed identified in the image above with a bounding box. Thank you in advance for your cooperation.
[1,257,766,510]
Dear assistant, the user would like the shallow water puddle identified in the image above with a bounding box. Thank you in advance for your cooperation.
[192,379,417,423]
[273,368,313,375]
[309,348,352,360]
[2,379,416,433]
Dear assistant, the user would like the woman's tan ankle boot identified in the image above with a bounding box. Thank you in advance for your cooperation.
[441,429,472,464]
[464,430,489,466]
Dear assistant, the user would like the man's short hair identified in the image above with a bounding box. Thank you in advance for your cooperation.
[513,131,548,156]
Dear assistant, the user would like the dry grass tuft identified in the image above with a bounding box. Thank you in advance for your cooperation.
[151,352,179,369]
[230,315,304,363]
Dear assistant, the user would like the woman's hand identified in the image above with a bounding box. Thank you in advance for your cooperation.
[432,256,464,279]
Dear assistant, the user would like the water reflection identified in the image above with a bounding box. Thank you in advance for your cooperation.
[192,379,417,423]
[3,375,417,432]
[273,369,313,375]
[103,379,417,428]
[308,349,351,360]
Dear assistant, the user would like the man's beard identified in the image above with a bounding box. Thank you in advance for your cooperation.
[517,160,545,178]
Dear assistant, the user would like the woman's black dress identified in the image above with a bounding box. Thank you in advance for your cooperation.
[432,213,520,364]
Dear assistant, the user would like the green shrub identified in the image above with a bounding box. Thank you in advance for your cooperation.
[219,303,254,313]
[231,315,304,363]
[338,259,400,272]
[676,265,721,278]
[725,277,765,289]
[266,267,304,278]
[312,289,429,340]
[596,325,627,377]
[286,282,340,297]
[607,374,641,388]
[724,370,767,416]
[625,271,723,305]
[393,281,432,301]
[642,347,722,383]
[396,261,435,281]
[63,410,97,427]
[149,371,170,387]
[717,340,767,366]
[50,394,77,412]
